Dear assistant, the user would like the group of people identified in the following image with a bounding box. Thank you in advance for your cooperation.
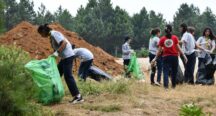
[38,24,95,104]
[122,24,216,89]
[149,24,216,88]
[37,22,216,103]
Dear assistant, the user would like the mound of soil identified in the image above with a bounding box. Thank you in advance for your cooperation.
[0,21,123,76]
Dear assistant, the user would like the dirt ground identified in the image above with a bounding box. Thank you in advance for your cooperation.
[49,58,216,116]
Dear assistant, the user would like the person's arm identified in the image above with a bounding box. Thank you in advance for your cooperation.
[176,44,188,63]
[151,46,162,63]
[210,40,215,53]
[195,43,205,50]
[57,40,67,53]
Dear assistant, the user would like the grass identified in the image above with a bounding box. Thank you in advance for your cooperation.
[77,79,131,96]
[82,104,122,112]
[50,78,216,116]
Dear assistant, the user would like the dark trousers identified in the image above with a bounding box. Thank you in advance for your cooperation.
[198,58,205,67]
[123,59,131,78]
[184,52,196,84]
[58,56,79,97]
[149,53,163,84]
[163,56,178,88]
[78,59,93,81]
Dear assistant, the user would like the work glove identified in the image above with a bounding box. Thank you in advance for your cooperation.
[52,51,59,57]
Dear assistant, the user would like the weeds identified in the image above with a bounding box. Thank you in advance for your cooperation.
[179,103,210,116]
[77,79,131,96]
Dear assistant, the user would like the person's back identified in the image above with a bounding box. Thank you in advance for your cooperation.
[50,30,74,58]
[73,48,94,62]
[159,35,179,57]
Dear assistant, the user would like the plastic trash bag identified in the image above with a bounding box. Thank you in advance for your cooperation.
[88,66,113,81]
[196,54,216,85]
[127,53,145,80]
[25,56,64,104]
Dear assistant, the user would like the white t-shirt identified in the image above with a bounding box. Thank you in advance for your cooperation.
[148,36,160,55]
[50,30,74,58]
[196,36,216,58]
[73,48,94,62]
[122,42,132,60]
[181,32,196,55]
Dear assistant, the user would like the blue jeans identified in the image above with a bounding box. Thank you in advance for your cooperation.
[184,52,196,84]
[78,59,93,81]
[163,56,178,88]
[149,53,163,84]
[58,56,79,96]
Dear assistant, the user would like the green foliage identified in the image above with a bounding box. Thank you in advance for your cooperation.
[0,46,51,116]
[173,3,216,38]
[54,6,74,31]
[0,0,5,33]
[131,8,165,49]
[18,0,36,23]
[34,3,55,25]
[73,0,134,54]
[77,79,130,96]
[179,103,208,116]
[136,48,149,57]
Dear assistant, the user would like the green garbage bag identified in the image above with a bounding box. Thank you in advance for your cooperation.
[25,56,64,104]
[127,53,145,80]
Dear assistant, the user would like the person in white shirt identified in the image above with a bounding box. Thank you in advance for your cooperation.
[72,46,94,81]
[37,24,83,104]
[122,36,133,77]
[180,23,196,84]
[148,28,162,86]
[196,27,216,81]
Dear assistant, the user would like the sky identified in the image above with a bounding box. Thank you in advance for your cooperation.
[30,0,216,22]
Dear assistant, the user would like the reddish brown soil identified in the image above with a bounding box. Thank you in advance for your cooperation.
[0,21,123,76]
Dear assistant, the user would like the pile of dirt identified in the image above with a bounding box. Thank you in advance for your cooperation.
[0,21,123,76]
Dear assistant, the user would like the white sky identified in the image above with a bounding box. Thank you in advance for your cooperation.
[30,0,216,22]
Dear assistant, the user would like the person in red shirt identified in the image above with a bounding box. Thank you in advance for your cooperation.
[152,25,188,89]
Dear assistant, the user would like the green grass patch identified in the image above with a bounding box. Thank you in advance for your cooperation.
[77,79,131,96]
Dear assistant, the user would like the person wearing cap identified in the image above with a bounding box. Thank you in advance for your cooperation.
[37,24,83,104]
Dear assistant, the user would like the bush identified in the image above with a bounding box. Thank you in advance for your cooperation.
[136,48,149,58]
[0,46,51,116]
[179,103,207,116]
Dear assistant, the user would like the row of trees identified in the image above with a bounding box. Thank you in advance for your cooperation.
[1,0,216,55]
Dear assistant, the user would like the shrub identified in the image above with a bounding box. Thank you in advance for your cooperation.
[179,103,206,116]
[0,46,51,116]
[136,48,149,58]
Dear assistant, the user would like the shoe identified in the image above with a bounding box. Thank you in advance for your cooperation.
[69,96,84,104]
[155,82,161,86]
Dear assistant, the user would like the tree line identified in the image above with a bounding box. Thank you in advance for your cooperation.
[0,0,216,55]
